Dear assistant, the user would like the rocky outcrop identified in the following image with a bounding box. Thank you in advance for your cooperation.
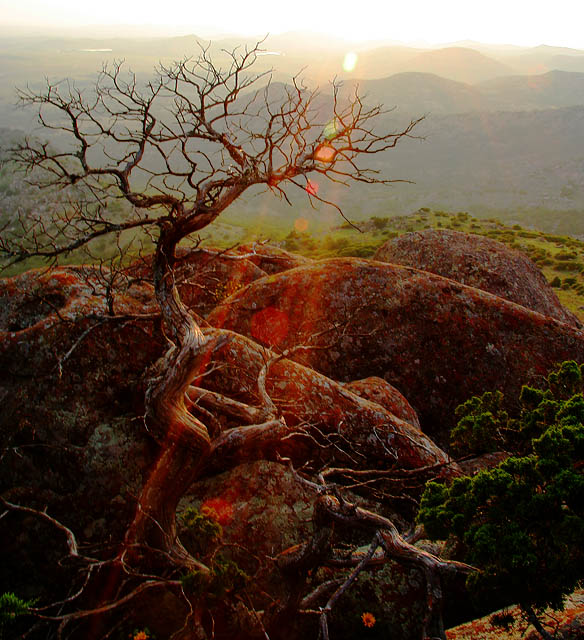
[192,328,451,471]
[209,258,584,445]
[233,242,313,274]
[374,228,580,326]
[0,263,453,542]
[0,262,455,640]
[343,377,421,429]
[125,247,266,317]
[3,243,582,640]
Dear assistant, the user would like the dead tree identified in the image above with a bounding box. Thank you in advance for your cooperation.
[0,41,435,636]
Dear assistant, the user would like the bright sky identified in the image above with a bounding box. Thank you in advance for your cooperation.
[1,0,583,49]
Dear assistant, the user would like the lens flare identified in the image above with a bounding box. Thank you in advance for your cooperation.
[306,181,319,196]
[201,497,234,526]
[294,217,309,232]
[323,119,340,140]
[314,143,336,163]
[342,51,358,72]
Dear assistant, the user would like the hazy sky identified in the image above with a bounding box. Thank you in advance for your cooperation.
[1,0,583,48]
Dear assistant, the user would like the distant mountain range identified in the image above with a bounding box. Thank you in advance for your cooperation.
[393,46,516,84]
[1,31,584,226]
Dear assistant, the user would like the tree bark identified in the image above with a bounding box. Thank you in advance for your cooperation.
[124,226,212,559]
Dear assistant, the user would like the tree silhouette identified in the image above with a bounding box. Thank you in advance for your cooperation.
[0,42,451,639]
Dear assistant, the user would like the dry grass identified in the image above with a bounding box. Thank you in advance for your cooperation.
[447,590,584,640]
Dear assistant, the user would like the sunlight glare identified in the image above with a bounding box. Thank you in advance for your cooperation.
[342,52,358,72]
[201,498,234,525]
[294,217,310,231]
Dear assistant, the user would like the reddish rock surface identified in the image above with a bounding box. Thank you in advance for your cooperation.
[447,589,584,640]
[193,328,451,471]
[124,243,310,319]
[184,460,317,557]
[233,242,313,274]
[0,263,455,640]
[0,264,452,537]
[208,258,584,445]
[343,376,421,429]
[374,228,579,326]
[0,266,162,542]
[5,251,574,640]
[125,247,266,317]
[184,461,471,640]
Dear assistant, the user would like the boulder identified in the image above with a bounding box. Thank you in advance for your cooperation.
[233,242,313,274]
[0,266,163,603]
[125,247,266,317]
[374,229,580,326]
[343,377,421,429]
[184,460,317,558]
[0,267,161,525]
[194,328,451,472]
[208,257,584,445]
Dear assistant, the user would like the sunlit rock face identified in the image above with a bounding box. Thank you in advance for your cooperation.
[208,258,584,445]
[232,242,313,275]
[124,244,311,318]
[194,328,451,472]
[374,228,580,327]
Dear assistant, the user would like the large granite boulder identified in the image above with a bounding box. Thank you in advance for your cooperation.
[208,257,584,445]
[374,229,579,326]
[192,328,451,471]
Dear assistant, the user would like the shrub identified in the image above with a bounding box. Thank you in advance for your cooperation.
[0,592,34,639]
[181,559,248,600]
[450,390,510,456]
[180,506,222,557]
[370,216,389,230]
[562,277,577,289]
[418,361,584,612]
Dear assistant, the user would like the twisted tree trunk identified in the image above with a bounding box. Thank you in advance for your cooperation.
[124,227,212,560]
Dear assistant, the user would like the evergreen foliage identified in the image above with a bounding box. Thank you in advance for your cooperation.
[418,361,584,611]
[179,507,248,601]
[180,506,223,557]
[0,592,34,638]
[180,559,249,601]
